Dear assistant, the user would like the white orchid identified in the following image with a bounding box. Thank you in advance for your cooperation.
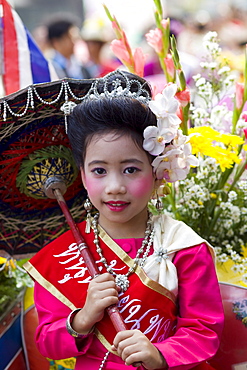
[143,120,178,155]
[151,138,198,182]
[171,129,188,147]
[148,83,181,128]
[152,150,190,182]
[143,84,198,182]
[143,84,181,155]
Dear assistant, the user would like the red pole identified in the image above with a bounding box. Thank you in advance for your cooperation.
[53,188,127,333]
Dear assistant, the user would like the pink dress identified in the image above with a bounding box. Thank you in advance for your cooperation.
[34,239,224,370]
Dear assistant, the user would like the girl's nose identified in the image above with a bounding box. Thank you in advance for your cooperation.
[105,176,126,194]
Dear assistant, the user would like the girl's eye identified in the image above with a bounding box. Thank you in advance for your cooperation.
[124,167,140,174]
[92,168,106,175]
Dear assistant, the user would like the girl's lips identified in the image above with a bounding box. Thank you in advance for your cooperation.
[104,201,129,212]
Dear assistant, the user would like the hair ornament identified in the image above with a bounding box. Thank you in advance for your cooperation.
[60,70,151,133]
[143,83,199,183]
[89,69,151,106]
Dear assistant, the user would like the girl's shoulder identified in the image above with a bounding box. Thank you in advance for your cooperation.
[152,214,215,259]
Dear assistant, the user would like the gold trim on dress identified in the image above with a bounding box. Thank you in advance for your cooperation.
[25,261,120,354]
[24,261,76,310]
[98,225,176,304]
[94,328,119,355]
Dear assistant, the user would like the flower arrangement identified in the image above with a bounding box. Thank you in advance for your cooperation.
[0,257,33,316]
[104,0,247,286]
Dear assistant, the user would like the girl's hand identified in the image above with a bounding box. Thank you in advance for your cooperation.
[112,330,168,370]
[72,273,119,334]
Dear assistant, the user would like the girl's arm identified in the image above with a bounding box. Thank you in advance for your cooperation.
[34,283,94,359]
[34,272,119,360]
[154,243,224,369]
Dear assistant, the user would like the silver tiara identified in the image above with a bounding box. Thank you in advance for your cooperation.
[88,69,151,106]
[61,69,152,133]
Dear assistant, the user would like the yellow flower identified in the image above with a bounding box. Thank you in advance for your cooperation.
[221,133,244,147]
[189,126,244,171]
[242,245,247,258]
[0,257,16,269]
[242,317,247,326]
[0,257,7,265]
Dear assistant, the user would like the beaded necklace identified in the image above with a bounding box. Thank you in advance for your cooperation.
[91,212,154,292]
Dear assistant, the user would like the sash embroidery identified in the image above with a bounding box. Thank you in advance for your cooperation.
[52,236,177,343]
[54,242,127,284]
[27,222,177,346]
[117,293,175,342]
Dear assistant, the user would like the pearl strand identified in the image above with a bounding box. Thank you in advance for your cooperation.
[91,212,154,292]
[98,351,110,370]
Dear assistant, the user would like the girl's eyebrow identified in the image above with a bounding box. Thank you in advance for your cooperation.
[121,159,143,165]
[88,159,143,166]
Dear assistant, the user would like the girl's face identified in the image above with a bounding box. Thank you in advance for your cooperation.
[81,133,158,238]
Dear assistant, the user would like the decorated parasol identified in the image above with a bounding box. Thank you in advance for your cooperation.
[0,0,68,257]
[0,76,131,335]
[0,78,93,257]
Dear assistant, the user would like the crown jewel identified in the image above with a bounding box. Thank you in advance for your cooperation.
[89,70,151,105]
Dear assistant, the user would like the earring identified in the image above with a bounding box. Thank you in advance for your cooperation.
[155,191,163,213]
[84,198,92,233]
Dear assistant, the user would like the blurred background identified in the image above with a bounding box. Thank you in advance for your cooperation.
[8,0,247,38]
[6,0,247,80]
[8,0,247,33]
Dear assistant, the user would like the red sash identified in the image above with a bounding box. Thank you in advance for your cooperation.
[25,221,177,350]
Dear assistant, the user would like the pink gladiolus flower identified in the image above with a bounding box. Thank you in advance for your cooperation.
[236,82,244,109]
[176,88,190,107]
[152,85,159,98]
[242,113,247,122]
[112,20,119,32]
[145,28,163,54]
[161,19,169,30]
[110,39,131,64]
[133,48,146,77]
[244,127,247,139]
[177,106,183,121]
[164,54,175,77]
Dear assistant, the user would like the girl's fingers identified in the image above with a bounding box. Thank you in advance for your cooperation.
[115,342,143,367]
[113,330,138,348]
[113,331,156,368]
[89,277,118,294]
[93,272,116,283]
[89,286,119,299]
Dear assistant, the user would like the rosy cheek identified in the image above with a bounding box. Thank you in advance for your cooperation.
[84,178,100,196]
[131,175,154,197]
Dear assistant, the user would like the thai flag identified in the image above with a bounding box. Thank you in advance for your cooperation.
[0,0,57,96]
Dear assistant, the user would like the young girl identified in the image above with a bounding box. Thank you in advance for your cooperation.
[24,70,224,370]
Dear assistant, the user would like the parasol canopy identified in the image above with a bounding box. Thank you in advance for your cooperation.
[0,78,95,257]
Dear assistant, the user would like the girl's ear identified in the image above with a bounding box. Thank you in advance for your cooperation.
[80,167,87,190]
